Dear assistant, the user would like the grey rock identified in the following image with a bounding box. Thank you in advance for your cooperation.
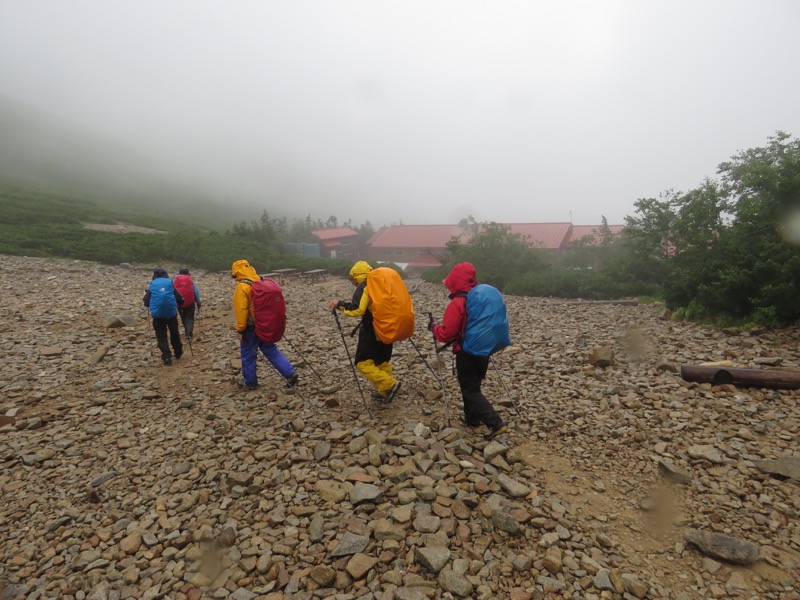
[438,569,474,597]
[483,440,508,461]
[393,589,429,600]
[104,314,137,328]
[589,346,614,367]
[658,460,692,484]
[684,528,760,565]
[491,509,522,535]
[496,473,531,498]
[309,515,325,543]
[330,532,370,557]
[349,483,383,505]
[90,471,117,487]
[415,546,450,573]
[687,444,724,464]
[752,456,800,480]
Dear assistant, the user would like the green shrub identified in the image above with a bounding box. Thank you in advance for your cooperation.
[421,266,448,284]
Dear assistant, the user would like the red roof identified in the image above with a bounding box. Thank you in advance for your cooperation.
[407,254,443,268]
[504,223,573,249]
[311,227,358,241]
[365,223,626,252]
[565,224,625,245]
[367,225,465,249]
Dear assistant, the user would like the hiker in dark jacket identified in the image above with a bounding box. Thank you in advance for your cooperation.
[328,261,401,403]
[173,267,202,341]
[143,268,184,366]
[429,262,507,439]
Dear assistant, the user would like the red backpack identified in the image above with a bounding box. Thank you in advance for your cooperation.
[173,275,196,307]
[246,278,286,343]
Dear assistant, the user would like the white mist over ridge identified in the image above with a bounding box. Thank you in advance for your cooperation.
[1,1,799,227]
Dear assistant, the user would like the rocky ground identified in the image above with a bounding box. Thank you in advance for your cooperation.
[0,254,798,600]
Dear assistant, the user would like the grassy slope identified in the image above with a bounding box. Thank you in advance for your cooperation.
[0,181,356,275]
[0,94,256,231]
[0,96,351,274]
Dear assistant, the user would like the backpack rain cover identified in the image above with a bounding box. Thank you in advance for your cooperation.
[149,278,178,319]
[462,284,511,357]
[173,275,195,307]
[249,278,286,343]
[366,267,415,344]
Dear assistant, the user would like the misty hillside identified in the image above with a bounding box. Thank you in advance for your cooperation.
[0,95,252,229]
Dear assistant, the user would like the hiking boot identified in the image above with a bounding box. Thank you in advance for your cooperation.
[236,378,258,390]
[370,391,384,401]
[383,382,401,403]
[174,349,183,360]
[162,356,172,366]
[286,373,299,387]
[459,416,481,428]
[484,424,508,440]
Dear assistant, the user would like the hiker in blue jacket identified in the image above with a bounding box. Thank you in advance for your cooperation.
[429,262,507,439]
[143,268,184,366]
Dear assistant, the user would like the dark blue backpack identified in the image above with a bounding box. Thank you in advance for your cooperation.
[461,284,511,357]
[149,277,178,319]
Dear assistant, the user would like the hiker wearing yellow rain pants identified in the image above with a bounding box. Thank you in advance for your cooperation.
[328,261,401,403]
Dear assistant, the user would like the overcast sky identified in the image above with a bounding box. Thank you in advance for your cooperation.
[1,1,799,227]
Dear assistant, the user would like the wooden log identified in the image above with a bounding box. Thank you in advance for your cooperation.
[680,364,800,390]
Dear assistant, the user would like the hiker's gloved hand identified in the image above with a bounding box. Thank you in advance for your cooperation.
[196,302,202,309]
[327,299,339,312]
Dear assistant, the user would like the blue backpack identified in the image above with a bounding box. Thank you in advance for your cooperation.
[461,284,511,357]
[149,277,178,319]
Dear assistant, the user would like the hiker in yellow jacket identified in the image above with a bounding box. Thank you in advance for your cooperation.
[231,259,297,390]
[328,261,401,403]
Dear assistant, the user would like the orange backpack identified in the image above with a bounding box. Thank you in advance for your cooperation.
[366,267,415,343]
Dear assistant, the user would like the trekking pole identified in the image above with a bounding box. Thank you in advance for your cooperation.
[489,354,521,416]
[407,337,444,389]
[283,334,324,382]
[427,312,448,425]
[332,309,371,418]
[180,309,194,357]
[144,310,154,357]
[194,304,201,339]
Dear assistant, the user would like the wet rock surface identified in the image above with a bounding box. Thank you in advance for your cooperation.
[0,254,799,599]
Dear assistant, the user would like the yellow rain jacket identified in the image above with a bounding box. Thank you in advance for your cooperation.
[231,259,260,333]
[335,261,397,395]
[338,260,373,318]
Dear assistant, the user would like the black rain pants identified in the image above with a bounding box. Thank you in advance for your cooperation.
[455,350,504,429]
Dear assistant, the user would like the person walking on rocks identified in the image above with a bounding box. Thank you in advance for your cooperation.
[173,267,202,342]
[429,262,507,439]
[328,261,401,403]
[231,259,298,390]
[143,268,184,366]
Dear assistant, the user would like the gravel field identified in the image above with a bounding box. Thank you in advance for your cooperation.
[1,254,798,600]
